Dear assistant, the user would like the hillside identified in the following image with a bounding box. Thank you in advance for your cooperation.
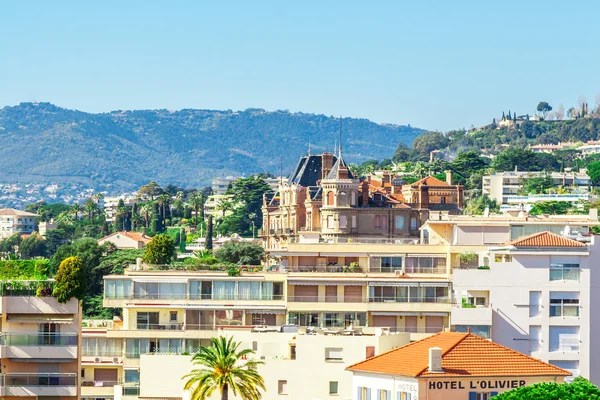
[0,103,424,192]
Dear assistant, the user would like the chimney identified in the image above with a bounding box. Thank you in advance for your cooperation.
[445,170,453,185]
[322,153,334,179]
[428,347,443,373]
[382,172,391,186]
[361,180,369,207]
[418,186,429,209]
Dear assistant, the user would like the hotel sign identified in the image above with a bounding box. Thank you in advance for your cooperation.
[428,380,526,390]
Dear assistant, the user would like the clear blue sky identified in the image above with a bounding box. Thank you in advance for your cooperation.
[1,0,599,131]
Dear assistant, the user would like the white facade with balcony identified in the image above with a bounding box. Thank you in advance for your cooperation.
[482,171,591,206]
[452,234,600,385]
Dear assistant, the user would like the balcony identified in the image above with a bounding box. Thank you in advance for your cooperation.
[285,265,365,273]
[82,380,119,396]
[5,296,79,314]
[136,323,183,331]
[1,373,78,397]
[450,304,493,326]
[1,333,78,359]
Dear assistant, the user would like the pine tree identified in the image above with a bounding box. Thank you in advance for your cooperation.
[502,111,505,121]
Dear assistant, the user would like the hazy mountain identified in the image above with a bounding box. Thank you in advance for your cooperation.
[0,102,424,192]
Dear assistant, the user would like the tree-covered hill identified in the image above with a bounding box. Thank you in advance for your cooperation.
[0,102,424,192]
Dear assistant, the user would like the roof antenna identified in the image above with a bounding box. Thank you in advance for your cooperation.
[339,115,343,159]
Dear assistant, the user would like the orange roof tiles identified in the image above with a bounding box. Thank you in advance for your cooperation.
[347,332,571,378]
[411,176,449,187]
[506,231,586,248]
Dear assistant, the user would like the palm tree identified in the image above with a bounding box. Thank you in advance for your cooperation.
[216,199,233,218]
[189,192,205,226]
[139,204,152,228]
[71,203,82,221]
[156,194,172,222]
[183,336,265,400]
[84,198,97,222]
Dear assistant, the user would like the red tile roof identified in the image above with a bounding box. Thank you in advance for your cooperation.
[506,231,586,248]
[411,176,449,187]
[100,231,152,244]
[347,332,571,378]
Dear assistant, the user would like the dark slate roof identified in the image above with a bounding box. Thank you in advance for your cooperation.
[325,156,355,180]
[288,154,338,186]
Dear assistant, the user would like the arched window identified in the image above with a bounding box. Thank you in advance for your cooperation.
[351,191,356,206]
[338,191,347,206]
[327,191,334,206]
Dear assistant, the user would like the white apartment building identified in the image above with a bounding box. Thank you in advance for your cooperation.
[482,171,591,206]
[104,195,139,223]
[452,231,600,385]
[137,330,409,400]
[0,208,39,238]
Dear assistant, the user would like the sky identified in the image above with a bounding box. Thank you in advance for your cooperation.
[1,0,599,131]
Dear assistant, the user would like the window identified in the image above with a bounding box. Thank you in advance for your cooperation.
[327,191,334,206]
[325,347,343,362]
[529,326,541,353]
[454,325,490,339]
[549,326,580,352]
[365,346,375,359]
[381,257,402,272]
[395,215,405,230]
[377,389,391,400]
[352,215,357,228]
[375,215,381,229]
[290,344,296,360]
[327,215,334,229]
[550,292,579,317]
[170,311,177,322]
[410,217,417,230]
[340,215,347,229]
[278,380,288,395]
[358,387,371,400]
[81,369,85,378]
[124,369,140,384]
[529,291,542,317]
[474,393,495,400]
[550,263,580,281]
[382,216,387,230]
[351,191,356,205]
[467,297,487,307]
[329,381,339,395]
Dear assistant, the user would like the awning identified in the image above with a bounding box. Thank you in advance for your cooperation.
[269,252,319,257]
[419,282,450,287]
[406,254,446,258]
[12,358,75,363]
[372,311,419,316]
[184,305,287,311]
[7,316,74,324]
[132,279,189,284]
[289,280,365,286]
[421,312,449,317]
[318,253,368,257]
[368,281,419,287]
[247,310,286,315]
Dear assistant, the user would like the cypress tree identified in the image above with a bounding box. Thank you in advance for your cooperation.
[205,215,213,251]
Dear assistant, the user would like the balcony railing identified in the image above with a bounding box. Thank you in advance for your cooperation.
[404,266,447,274]
[2,333,78,346]
[369,296,450,304]
[390,326,446,334]
[182,324,219,331]
[285,265,364,273]
[136,323,183,331]
[107,293,284,301]
[82,349,123,357]
[3,373,78,386]
[82,380,119,387]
